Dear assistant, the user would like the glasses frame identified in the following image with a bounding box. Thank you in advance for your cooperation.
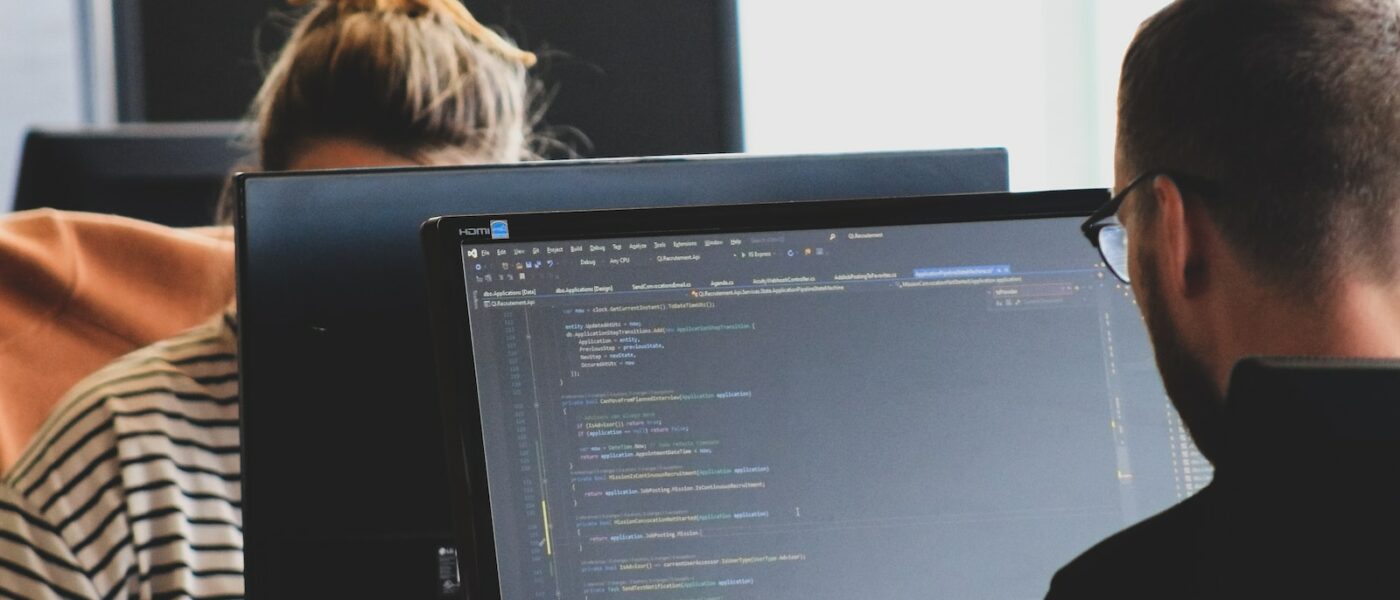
[1081,171,1218,284]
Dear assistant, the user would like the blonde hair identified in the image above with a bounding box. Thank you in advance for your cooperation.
[253,0,540,171]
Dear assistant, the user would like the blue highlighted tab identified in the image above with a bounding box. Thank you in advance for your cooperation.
[914,264,1011,279]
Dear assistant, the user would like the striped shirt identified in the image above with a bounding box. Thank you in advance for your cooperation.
[0,310,242,599]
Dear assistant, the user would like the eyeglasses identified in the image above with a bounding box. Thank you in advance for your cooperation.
[1081,171,1217,284]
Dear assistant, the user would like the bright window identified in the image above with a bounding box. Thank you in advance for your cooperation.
[739,0,1171,191]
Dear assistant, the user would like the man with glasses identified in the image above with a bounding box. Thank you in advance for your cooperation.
[1048,0,1400,597]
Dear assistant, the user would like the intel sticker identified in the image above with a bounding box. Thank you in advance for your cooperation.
[490,220,510,240]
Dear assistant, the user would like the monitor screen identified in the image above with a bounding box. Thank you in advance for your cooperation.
[449,208,1210,598]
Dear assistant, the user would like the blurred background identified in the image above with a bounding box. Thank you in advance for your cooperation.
[0,0,1172,214]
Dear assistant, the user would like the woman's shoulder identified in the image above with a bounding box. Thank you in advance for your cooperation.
[4,309,240,489]
[1,312,243,598]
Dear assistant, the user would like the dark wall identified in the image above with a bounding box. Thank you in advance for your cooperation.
[115,0,743,157]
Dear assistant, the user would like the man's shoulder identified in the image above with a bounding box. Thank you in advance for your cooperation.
[1047,487,1219,599]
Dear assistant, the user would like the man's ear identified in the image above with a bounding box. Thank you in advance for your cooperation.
[1149,176,1210,298]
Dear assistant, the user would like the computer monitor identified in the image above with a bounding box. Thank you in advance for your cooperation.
[421,190,1211,599]
[235,149,1010,597]
[111,0,743,157]
[11,122,245,226]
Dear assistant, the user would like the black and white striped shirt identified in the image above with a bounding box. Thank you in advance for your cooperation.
[0,310,242,599]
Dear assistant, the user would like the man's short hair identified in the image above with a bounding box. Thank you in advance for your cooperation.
[1119,0,1400,290]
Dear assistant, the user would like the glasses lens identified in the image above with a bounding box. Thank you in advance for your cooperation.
[1098,224,1130,283]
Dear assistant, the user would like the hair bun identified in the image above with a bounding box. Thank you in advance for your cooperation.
[290,0,537,67]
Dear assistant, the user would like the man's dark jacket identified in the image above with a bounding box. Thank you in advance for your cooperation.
[1047,357,1400,598]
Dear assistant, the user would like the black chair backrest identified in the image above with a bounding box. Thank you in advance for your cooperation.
[12,122,246,226]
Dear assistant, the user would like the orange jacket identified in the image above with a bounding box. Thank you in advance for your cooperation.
[0,209,234,472]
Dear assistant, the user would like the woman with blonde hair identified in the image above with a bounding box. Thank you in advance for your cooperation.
[0,1,541,596]
[247,0,540,173]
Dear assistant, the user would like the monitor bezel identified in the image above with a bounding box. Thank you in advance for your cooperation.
[421,188,1110,599]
